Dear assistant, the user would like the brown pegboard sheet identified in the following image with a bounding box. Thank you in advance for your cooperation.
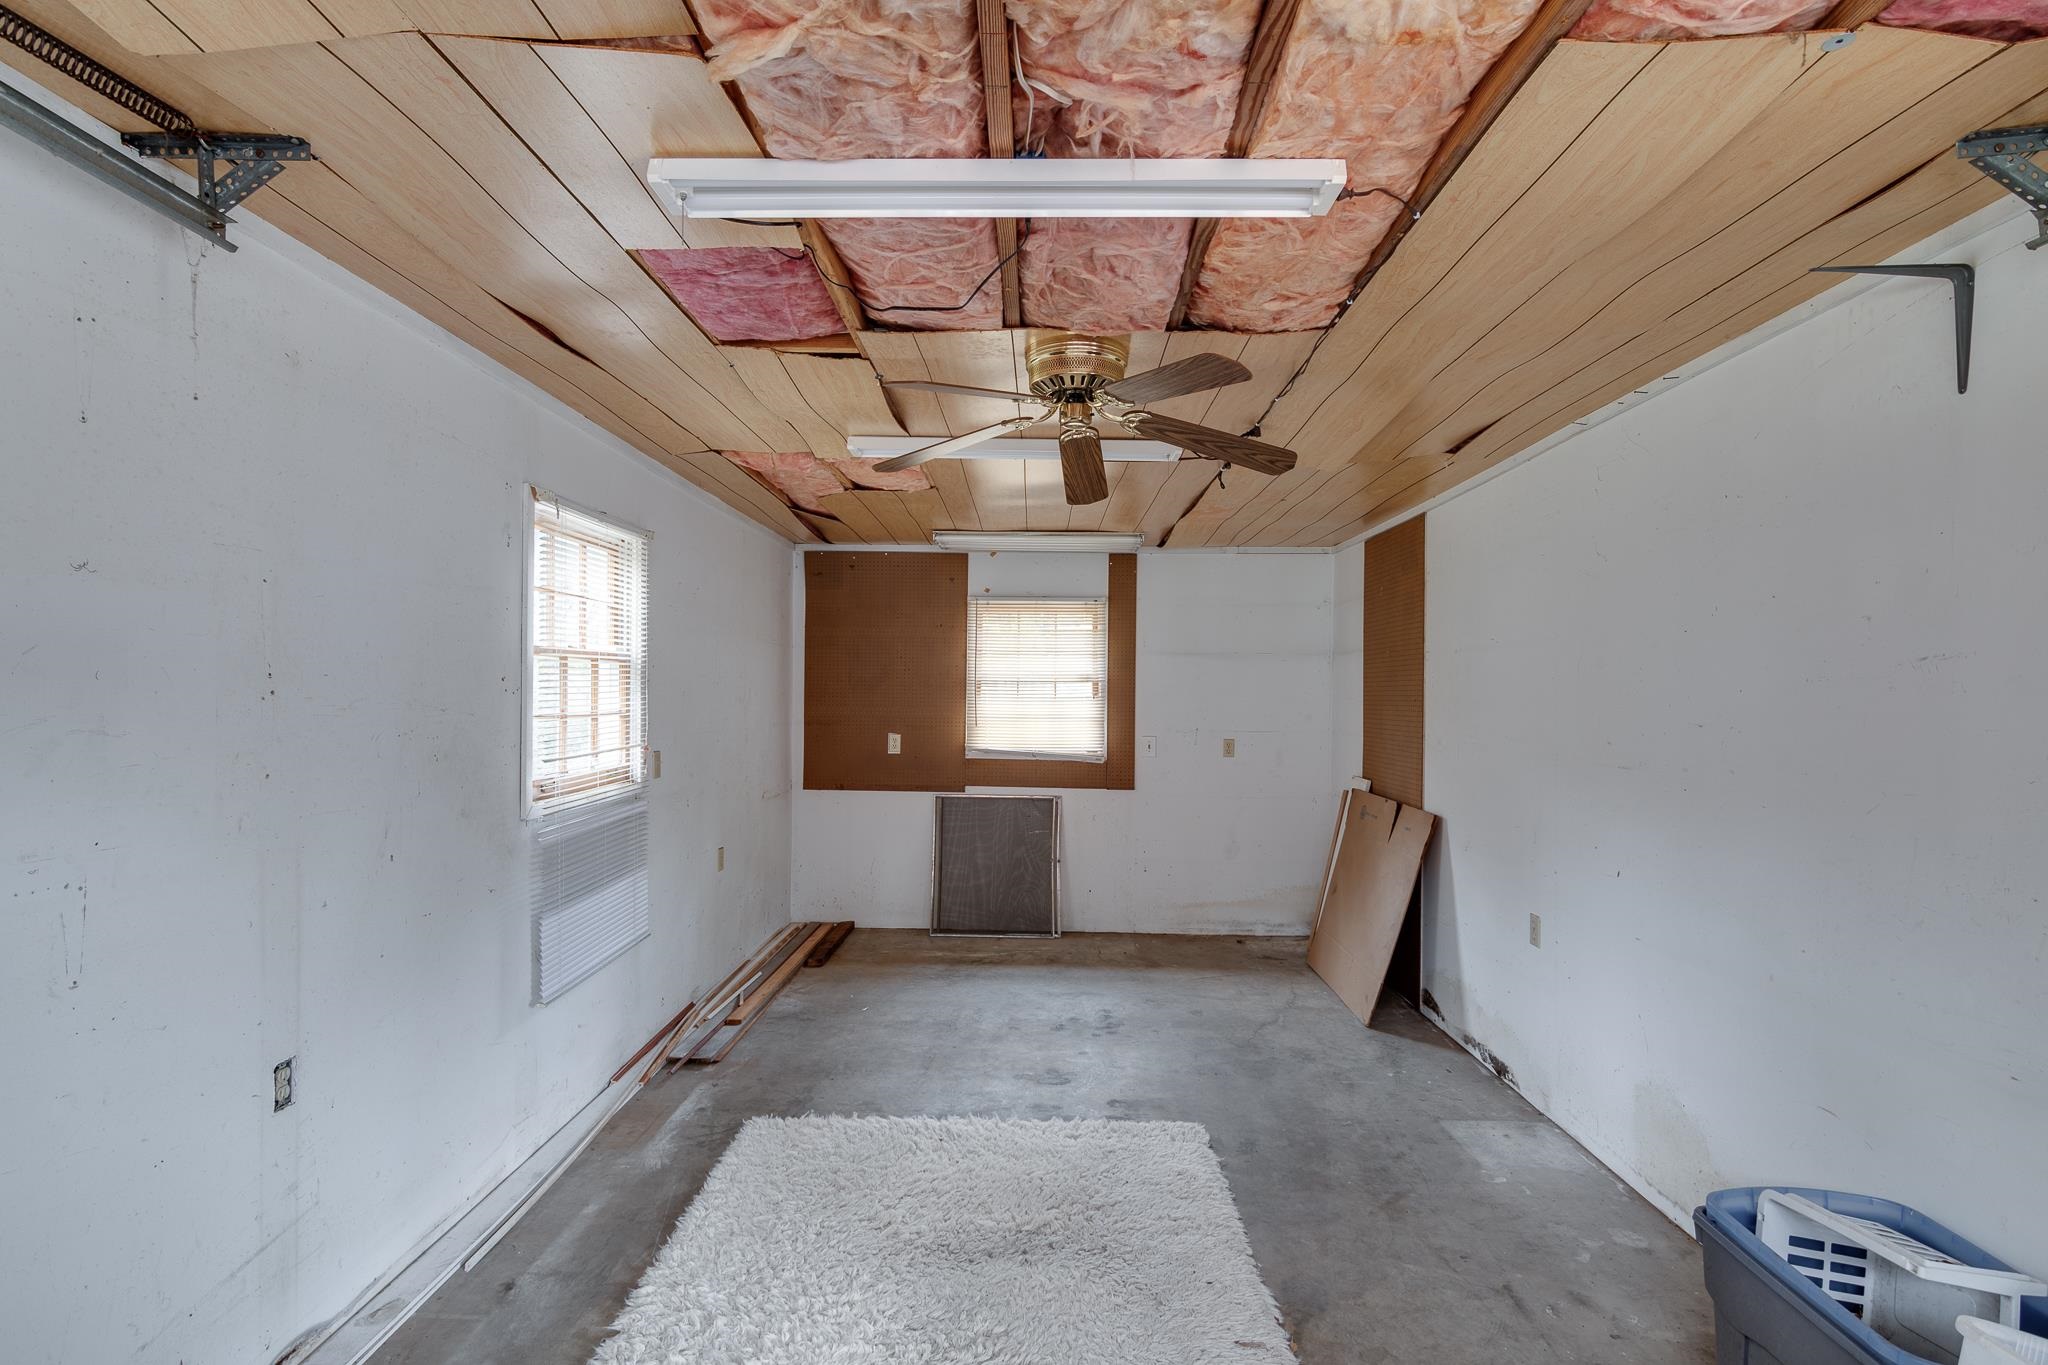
[1362,517,1425,808]
[963,553,1137,792]
[804,552,968,791]
[1307,787,1437,1028]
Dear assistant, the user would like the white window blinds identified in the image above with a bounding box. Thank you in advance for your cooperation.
[529,491,649,817]
[966,597,1109,762]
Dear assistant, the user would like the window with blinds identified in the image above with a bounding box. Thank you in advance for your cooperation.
[529,491,649,817]
[526,490,651,1004]
[966,598,1108,762]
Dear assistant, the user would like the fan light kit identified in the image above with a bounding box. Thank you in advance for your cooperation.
[645,157,1350,220]
[872,330,1302,507]
[930,532,1144,553]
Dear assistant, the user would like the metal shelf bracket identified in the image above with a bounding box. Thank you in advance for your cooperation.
[1809,263,1974,394]
[1957,125,2048,250]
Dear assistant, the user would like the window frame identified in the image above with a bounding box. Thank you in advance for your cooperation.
[522,487,652,822]
[964,594,1110,764]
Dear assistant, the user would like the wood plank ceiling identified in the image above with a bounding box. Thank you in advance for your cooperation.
[6,1,2044,547]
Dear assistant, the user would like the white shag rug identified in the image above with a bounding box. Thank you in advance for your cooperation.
[591,1115,1294,1364]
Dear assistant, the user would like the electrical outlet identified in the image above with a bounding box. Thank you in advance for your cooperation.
[1528,913,1542,948]
[886,732,901,755]
[1222,737,1236,758]
[1141,735,1156,756]
[717,846,725,872]
[273,1058,294,1112]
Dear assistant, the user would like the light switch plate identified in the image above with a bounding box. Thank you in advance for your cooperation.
[886,732,902,755]
[1141,735,1156,756]
[1222,737,1236,758]
[1529,913,1542,948]
[717,846,725,872]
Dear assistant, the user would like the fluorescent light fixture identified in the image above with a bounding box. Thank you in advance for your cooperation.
[931,532,1144,553]
[646,157,1349,220]
[842,436,1180,463]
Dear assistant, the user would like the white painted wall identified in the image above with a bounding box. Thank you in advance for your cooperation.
[790,550,1340,934]
[0,79,791,1365]
[1420,208,2048,1274]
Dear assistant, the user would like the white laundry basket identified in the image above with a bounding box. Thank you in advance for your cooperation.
[1756,1191,2047,1361]
[1959,1317,2048,1365]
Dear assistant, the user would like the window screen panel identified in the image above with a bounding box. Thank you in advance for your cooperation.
[966,598,1108,762]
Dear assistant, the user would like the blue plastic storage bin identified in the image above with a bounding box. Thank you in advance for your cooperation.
[1696,1187,2048,1365]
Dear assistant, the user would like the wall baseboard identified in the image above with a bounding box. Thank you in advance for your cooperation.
[279,1073,638,1365]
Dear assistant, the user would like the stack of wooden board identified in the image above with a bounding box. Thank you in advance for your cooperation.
[1306,787,1437,1027]
[645,920,855,1074]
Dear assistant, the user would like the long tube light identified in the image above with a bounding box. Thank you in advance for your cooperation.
[842,436,1180,463]
[646,157,1349,220]
[931,532,1144,553]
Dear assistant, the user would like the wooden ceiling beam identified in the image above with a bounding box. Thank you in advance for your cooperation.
[1166,0,1303,330]
[1345,0,1599,299]
[977,0,1023,327]
[1820,0,1893,28]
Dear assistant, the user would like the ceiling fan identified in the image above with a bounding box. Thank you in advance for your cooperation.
[872,332,1301,506]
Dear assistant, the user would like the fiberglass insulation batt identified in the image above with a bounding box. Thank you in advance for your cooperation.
[1187,0,1542,333]
[694,0,1003,329]
[1877,0,2048,38]
[637,247,845,342]
[1571,0,1827,39]
[1009,0,1259,334]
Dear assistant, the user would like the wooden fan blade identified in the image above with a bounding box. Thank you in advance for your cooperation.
[881,378,1041,403]
[1058,427,1109,506]
[1101,353,1252,406]
[1127,411,1298,476]
[872,421,1018,472]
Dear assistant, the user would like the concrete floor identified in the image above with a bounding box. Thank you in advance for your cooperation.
[378,932,1715,1364]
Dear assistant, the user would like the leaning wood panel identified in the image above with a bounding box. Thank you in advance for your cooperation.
[804,553,968,791]
[1307,789,1437,1028]
[1360,519,1425,809]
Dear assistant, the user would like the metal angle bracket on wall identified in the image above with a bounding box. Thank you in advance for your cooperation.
[1808,263,1974,394]
[1957,125,2048,250]
[0,4,314,250]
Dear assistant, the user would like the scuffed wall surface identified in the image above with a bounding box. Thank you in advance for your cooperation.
[1187,0,1541,333]
[695,0,1002,328]
[1571,0,1826,40]
[1878,0,2048,39]
[637,247,844,342]
[1009,0,1258,333]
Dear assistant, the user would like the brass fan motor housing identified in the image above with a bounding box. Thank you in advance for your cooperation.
[1026,331,1130,403]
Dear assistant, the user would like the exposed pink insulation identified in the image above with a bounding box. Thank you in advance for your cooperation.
[1878,0,2048,39]
[821,457,937,492]
[728,451,932,514]
[1008,0,1259,333]
[1186,0,1542,333]
[693,0,1003,329]
[1018,218,1194,334]
[1571,0,1826,40]
[728,451,849,512]
[637,247,845,342]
